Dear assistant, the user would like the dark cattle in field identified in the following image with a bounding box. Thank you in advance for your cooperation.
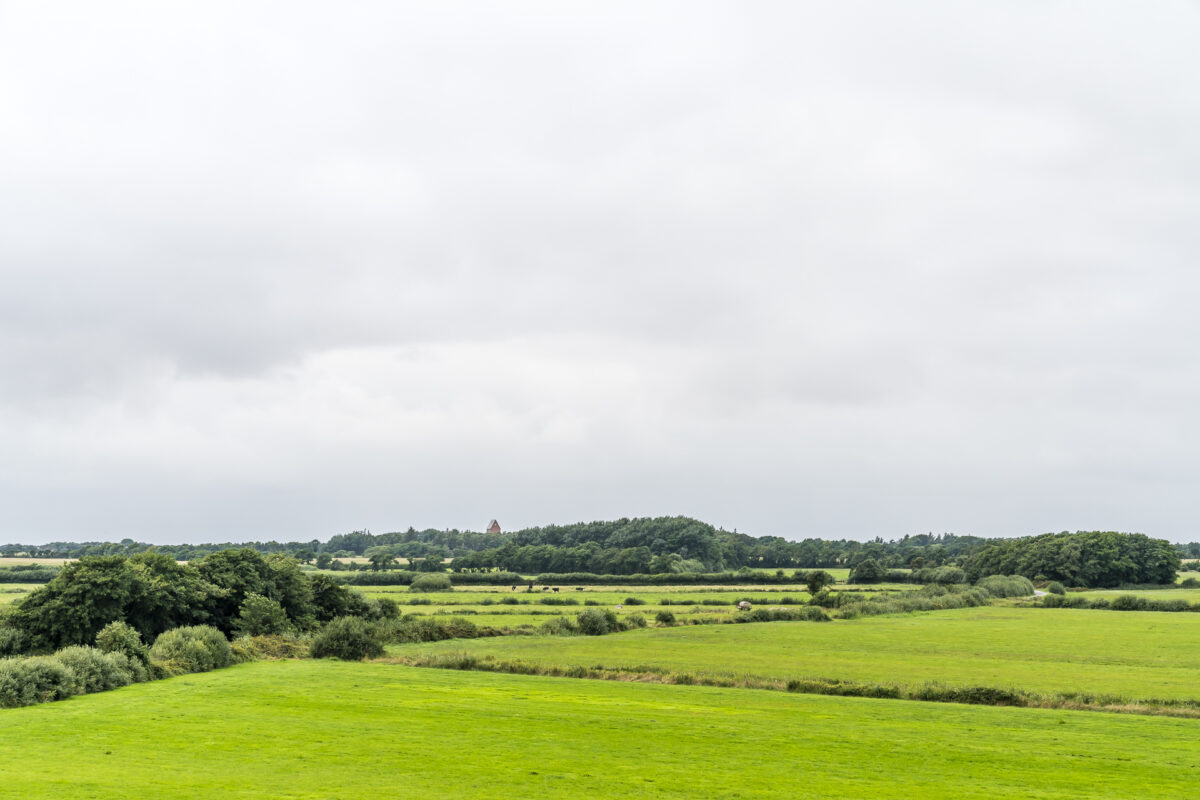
[552,587,560,592]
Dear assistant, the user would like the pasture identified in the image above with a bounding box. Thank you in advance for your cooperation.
[390,606,1200,703]
[0,585,40,604]
[0,660,1196,799]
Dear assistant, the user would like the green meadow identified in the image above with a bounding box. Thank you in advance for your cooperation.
[390,606,1200,702]
[0,659,1196,799]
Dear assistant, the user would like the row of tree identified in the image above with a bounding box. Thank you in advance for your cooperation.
[1,550,375,653]
[963,531,1180,587]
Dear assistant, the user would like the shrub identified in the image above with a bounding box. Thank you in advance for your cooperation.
[626,613,647,628]
[53,646,136,693]
[655,610,676,625]
[410,574,452,593]
[0,627,28,657]
[1109,594,1147,611]
[95,621,150,665]
[375,598,400,619]
[1180,577,1199,588]
[499,597,521,605]
[537,617,578,635]
[230,634,310,663]
[976,575,1035,598]
[233,593,290,637]
[310,616,385,660]
[0,656,78,707]
[150,626,232,676]
[1046,581,1066,595]
[577,608,620,636]
[622,597,646,606]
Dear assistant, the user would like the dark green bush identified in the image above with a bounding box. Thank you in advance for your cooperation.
[622,597,646,606]
[0,627,28,657]
[310,617,385,660]
[150,626,232,675]
[626,613,647,628]
[1046,581,1066,595]
[233,593,290,637]
[655,610,676,625]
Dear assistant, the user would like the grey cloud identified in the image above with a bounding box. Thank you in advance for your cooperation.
[1,1,1198,541]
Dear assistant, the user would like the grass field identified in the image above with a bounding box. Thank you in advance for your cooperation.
[1081,587,1200,602]
[0,584,41,604]
[0,557,73,566]
[390,607,1200,702]
[0,660,1196,799]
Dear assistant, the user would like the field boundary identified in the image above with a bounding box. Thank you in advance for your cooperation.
[383,652,1200,719]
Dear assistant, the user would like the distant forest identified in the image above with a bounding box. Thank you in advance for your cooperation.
[3,516,1195,576]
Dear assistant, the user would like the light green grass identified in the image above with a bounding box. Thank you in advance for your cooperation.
[1081,587,1200,602]
[0,584,41,604]
[0,660,1196,798]
[391,607,1200,701]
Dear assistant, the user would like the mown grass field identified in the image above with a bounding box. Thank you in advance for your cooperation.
[390,607,1200,701]
[0,659,1196,799]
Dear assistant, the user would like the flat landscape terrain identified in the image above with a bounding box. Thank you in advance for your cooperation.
[391,606,1200,702]
[0,659,1196,799]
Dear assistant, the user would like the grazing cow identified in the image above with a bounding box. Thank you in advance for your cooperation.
[575,587,585,591]
[552,587,560,593]
[511,586,517,591]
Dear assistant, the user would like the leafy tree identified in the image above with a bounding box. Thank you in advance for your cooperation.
[805,570,835,595]
[315,553,333,569]
[367,552,397,572]
[233,593,290,637]
[848,559,885,584]
[293,549,316,565]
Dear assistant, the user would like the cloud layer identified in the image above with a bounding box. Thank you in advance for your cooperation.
[2,1,1198,543]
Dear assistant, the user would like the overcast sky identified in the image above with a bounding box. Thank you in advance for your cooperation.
[2,2,1198,545]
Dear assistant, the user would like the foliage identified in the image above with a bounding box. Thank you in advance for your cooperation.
[848,558,885,583]
[964,531,1180,587]
[149,626,232,676]
[230,634,310,663]
[1046,581,1066,595]
[0,655,77,707]
[52,646,138,693]
[655,610,676,625]
[95,621,150,665]
[576,608,621,636]
[8,555,217,651]
[805,570,834,594]
[310,617,385,661]
[233,593,290,637]
[409,573,453,593]
[975,575,1035,598]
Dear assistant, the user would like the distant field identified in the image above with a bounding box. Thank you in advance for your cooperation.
[1175,570,1200,584]
[0,585,41,604]
[1082,587,1200,602]
[0,557,73,566]
[391,607,1200,702]
[0,660,1195,799]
